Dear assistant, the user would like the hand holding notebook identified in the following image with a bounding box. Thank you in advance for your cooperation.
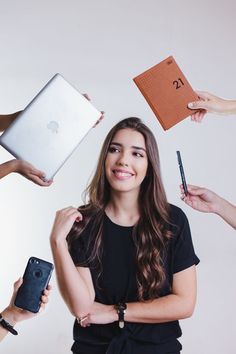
[133,56,199,130]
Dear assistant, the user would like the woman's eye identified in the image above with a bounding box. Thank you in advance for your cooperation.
[108,146,120,153]
[133,152,143,158]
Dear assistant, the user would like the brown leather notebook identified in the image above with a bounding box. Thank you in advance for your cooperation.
[133,56,199,130]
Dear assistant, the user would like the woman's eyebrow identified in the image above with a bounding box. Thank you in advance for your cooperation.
[131,145,146,152]
[110,142,146,152]
[110,142,122,146]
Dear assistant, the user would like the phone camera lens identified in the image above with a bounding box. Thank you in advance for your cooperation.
[33,269,42,278]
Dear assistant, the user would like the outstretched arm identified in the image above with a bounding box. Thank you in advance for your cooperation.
[0,278,51,342]
[180,184,236,230]
[0,111,51,186]
[188,91,236,122]
[0,159,52,186]
[0,112,21,132]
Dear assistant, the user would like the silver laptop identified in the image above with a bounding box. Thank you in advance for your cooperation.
[0,73,102,181]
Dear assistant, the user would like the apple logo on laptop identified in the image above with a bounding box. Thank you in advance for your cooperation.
[47,120,59,133]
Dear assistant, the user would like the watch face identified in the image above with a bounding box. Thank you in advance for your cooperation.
[118,302,127,311]
[119,321,125,329]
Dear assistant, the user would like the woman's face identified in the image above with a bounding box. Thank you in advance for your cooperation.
[105,128,148,195]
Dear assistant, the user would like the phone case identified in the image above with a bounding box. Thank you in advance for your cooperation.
[14,257,54,313]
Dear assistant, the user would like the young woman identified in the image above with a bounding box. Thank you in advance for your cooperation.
[50,117,199,354]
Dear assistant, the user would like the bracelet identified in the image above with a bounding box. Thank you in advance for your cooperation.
[115,302,127,329]
[77,315,88,326]
[0,313,18,335]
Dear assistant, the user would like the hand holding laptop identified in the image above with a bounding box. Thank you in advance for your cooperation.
[0,74,104,182]
[0,159,53,186]
[82,93,105,127]
[0,113,52,186]
[14,160,53,186]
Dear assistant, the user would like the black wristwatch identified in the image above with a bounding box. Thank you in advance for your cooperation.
[115,302,127,329]
[0,313,18,335]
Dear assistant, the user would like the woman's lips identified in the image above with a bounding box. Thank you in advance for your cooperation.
[112,169,134,179]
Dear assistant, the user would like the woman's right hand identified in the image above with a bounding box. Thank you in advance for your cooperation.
[180,184,221,214]
[50,207,83,244]
[188,91,236,122]
[1,279,52,329]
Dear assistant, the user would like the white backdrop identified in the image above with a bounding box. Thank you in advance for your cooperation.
[0,1,236,353]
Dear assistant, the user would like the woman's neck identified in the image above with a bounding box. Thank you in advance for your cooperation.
[105,191,140,226]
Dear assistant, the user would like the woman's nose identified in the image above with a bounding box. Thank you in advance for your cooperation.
[117,154,129,167]
[118,161,128,167]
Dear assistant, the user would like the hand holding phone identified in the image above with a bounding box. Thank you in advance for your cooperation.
[176,151,188,196]
[14,257,54,313]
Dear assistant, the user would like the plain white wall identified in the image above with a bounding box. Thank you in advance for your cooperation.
[0,0,236,353]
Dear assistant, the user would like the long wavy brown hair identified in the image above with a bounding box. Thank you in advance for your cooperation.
[67,117,172,300]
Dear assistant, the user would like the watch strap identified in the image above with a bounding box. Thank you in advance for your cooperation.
[0,313,18,335]
[115,302,127,329]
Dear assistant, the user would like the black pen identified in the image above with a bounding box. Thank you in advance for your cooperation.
[176,151,188,196]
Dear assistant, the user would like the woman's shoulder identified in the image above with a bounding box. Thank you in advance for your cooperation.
[167,204,190,235]
[168,203,188,221]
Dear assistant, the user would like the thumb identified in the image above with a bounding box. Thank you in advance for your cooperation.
[13,277,23,292]
[188,100,207,110]
[187,186,206,196]
[10,278,23,305]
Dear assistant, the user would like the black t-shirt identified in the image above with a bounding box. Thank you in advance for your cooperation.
[69,204,199,354]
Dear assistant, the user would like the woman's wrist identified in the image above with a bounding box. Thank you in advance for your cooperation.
[114,303,127,327]
[112,305,119,322]
[50,235,68,249]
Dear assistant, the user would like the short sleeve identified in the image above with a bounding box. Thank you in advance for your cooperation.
[69,225,92,267]
[170,205,200,274]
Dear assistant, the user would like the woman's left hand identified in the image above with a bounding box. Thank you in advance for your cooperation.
[79,302,117,327]
[50,207,83,245]
[2,278,52,325]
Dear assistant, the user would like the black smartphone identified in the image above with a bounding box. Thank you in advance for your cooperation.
[176,151,188,196]
[14,257,54,313]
